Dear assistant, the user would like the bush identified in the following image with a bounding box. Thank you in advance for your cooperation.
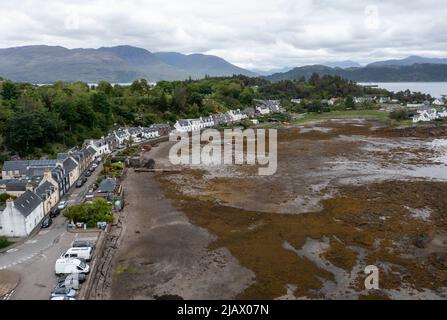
[64,198,113,228]
[0,236,12,249]
[389,109,409,121]
[0,193,16,206]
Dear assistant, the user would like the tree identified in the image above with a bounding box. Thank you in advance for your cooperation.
[345,96,355,109]
[1,82,20,100]
[5,112,44,155]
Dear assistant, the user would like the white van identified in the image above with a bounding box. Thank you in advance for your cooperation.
[61,247,93,261]
[55,258,90,275]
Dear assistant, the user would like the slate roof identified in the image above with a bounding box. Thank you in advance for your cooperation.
[2,161,29,174]
[97,178,117,193]
[14,191,42,217]
[35,181,55,198]
[63,158,78,173]
[5,180,28,192]
[86,147,96,157]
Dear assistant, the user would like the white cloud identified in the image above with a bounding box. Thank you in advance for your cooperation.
[0,0,446,70]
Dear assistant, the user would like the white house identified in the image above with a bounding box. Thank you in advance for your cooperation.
[84,138,111,157]
[227,109,245,122]
[114,129,131,147]
[174,119,203,133]
[0,191,45,237]
[174,120,192,133]
[438,108,447,118]
[433,99,444,106]
[256,105,271,115]
[201,116,215,128]
[413,108,438,123]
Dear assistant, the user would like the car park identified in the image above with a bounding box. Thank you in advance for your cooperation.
[41,216,53,228]
[50,208,61,218]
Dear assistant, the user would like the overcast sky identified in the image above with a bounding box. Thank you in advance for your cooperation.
[0,0,446,70]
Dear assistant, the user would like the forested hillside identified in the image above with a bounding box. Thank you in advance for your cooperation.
[0,75,396,159]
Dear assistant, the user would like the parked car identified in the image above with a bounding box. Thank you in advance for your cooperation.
[50,287,77,298]
[58,273,86,284]
[41,216,53,228]
[76,177,87,188]
[57,201,68,210]
[50,208,61,218]
[91,163,98,169]
[72,240,96,250]
[50,296,76,301]
[61,247,93,261]
[55,276,80,290]
[84,171,92,177]
[55,258,90,275]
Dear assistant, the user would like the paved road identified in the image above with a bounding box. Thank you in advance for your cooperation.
[0,163,103,300]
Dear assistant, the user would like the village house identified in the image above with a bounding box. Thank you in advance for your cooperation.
[242,107,256,118]
[201,116,215,128]
[227,109,245,122]
[413,108,438,123]
[438,107,447,118]
[34,169,59,215]
[211,113,227,126]
[433,98,444,106]
[256,105,271,115]
[83,138,112,158]
[0,191,45,237]
[377,97,391,104]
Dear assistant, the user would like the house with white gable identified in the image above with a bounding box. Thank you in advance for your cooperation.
[0,190,45,237]
[83,138,112,158]
[256,105,271,115]
[433,99,444,106]
[201,116,215,128]
[413,108,438,123]
[227,109,245,122]
[114,129,131,147]
[438,108,447,118]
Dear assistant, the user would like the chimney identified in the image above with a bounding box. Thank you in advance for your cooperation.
[6,198,14,210]
[43,168,52,182]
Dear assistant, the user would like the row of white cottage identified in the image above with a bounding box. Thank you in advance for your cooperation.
[0,124,171,238]
[413,108,447,123]
[174,101,282,133]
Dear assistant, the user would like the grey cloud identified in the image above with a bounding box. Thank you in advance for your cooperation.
[0,0,446,70]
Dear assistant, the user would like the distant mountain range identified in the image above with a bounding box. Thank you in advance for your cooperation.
[0,45,256,83]
[1,47,447,83]
[266,56,447,82]
[367,55,447,67]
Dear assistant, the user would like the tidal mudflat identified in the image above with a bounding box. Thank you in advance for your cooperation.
[111,119,447,300]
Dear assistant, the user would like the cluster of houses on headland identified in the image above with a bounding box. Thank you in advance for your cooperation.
[174,100,282,133]
[0,124,171,238]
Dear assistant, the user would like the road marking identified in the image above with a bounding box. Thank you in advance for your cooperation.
[6,248,19,253]
[25,240,38,244]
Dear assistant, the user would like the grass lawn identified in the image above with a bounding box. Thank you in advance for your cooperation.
[293,109,391,124]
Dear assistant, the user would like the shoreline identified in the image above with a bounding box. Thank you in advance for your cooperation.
[101,117,447,300]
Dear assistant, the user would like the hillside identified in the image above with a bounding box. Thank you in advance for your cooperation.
[266,63,447,82]
[0,45,255,83]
